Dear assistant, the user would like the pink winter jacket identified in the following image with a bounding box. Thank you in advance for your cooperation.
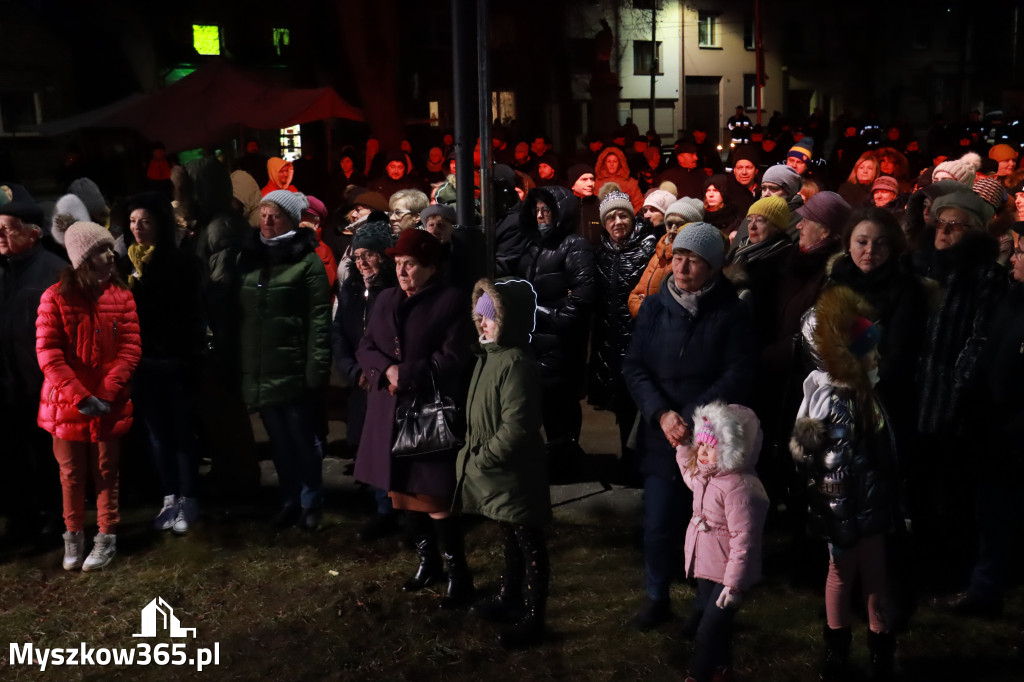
[36,283,141,442]
[678,403,770,591]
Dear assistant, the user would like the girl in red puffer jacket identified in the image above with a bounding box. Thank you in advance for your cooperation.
[36,221,140,572]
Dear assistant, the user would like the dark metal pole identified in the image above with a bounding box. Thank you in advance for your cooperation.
[649,8,656,135]
[452,0,477,229]
[477,0,495,279]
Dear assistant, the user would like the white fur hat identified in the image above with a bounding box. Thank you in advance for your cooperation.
[690,402,763,472]
[51,194,91,246]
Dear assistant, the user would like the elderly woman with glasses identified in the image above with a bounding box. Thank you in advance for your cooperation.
[387,189,429,236]
[910,189,1008,566]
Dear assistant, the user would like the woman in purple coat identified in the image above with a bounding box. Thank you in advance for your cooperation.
[355,228,476,608]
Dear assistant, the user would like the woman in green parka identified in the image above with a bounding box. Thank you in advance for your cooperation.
[456,278,551,650]
[237,190,332,531]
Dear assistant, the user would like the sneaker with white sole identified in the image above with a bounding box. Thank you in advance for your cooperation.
[82,533,116,572]
[62,531,85,571]
[154,495,178,531]
[172,497,199,535]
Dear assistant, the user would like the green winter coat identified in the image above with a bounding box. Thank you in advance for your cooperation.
[237,229,331,409]
[455,279,551,526]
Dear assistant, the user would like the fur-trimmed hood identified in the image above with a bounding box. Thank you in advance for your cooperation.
[471,278,537,348]
[691,401,762,473]
[801,285,876,386]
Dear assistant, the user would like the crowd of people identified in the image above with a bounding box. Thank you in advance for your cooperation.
[1,110,1023,678]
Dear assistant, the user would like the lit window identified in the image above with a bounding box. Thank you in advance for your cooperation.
[193,25,221,56]
[429,101,439,127]
[491,91,516,126]
[633,40,663,76]
[743,74,758,111]
[273,28,290,57]
[280,125,301,162]
[697,12,719,48]
[744,17,755,50]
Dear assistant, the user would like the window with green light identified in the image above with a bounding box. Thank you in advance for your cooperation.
[193,25,221,56]
[273,28,290,56]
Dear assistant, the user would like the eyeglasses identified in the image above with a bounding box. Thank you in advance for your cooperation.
[353,251,380,262]
[935,219,970,234]
[665,220,687,230]
[535,206,552,216]
[388,209,412,219]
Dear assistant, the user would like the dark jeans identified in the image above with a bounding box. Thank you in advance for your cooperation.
[260,400,324,509]
[689,579,737,681]
[642,473,691,600]
[133,363,200,498]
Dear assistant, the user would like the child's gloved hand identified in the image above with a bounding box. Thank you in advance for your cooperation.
[77,396,111,417]
[715,586,742,609]
[675,444,694,474]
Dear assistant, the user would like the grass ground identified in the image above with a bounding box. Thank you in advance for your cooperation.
[1,477,1022,682]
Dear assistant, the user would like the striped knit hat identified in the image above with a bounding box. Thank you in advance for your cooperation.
[746,195,790,232]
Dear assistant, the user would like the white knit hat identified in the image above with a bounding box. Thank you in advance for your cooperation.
[65,221,114,269]
[261,190,309,227]
[643,189,677,215]
[664,197,705,224]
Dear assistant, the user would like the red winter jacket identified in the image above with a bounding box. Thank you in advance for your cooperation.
[36,283,141,442]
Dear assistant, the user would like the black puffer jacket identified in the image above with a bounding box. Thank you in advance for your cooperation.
[911,229,1007,437]
[515,185,596,393]
[587,218,658,410]
[792,386,898,549]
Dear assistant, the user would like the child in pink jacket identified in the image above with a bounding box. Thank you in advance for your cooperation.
[675,402,770,682]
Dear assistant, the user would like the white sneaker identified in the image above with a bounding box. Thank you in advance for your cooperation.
[62,531,84,571]
[82,533,116,572]
[172,497,199,535]
[154,495,178,531]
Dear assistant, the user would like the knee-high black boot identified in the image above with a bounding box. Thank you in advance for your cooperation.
[434,515,475,609]
[402,512,443,591]
[820,625,852,682]
[471,522,525,622]
[499,525,548,650]
[867,630,895,681]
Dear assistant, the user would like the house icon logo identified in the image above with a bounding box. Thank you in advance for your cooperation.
[132,597,197,638]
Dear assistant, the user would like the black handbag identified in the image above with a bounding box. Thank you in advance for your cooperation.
[392,366,464,458]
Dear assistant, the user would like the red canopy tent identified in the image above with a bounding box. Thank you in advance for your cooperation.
[37,58,364,153]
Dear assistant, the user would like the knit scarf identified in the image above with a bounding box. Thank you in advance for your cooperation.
[732,232,790,265]
[127,243,156,287]
[666,276,716,316]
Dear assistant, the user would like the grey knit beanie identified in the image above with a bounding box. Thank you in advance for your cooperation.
[672,221,726,271]
[261,190,308,227]
[761,165,803,196]
[664,197,705,224]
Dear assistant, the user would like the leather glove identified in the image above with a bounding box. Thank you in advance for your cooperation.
[78,396,111,417]
[715,586,742,609]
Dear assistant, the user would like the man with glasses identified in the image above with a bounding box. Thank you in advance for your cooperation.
[0,184,68,543]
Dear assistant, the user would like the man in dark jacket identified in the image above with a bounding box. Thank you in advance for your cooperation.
[622,222,754,630]
[515,185,596,445]
[657,140,706,200]
[0,184,67,541]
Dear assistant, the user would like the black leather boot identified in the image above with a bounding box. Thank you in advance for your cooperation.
[867,630,895,681]
[434,515,475,609]
[820,625,852,682]
[499,525,548,649]
[402,514,443,592]
[471,523,524,623]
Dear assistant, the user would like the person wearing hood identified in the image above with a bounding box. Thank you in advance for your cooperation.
[514,185,596,445]
[587,184,658,458]
[261,157,298,196]
[230,169,263,228]
[0,184,68,542]
[790,285,901,681]
[623,222,754,631]
[370,151,427,200]
[238,190,332,531]
[183,157,259,500]
[119,191,205,535]
[675,402,769,682]
[456,278,551,649]
[703,174,741,237]
[491,164,530,276]
[595,147,644,213]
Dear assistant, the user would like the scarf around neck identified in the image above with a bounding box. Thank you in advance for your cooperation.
[127,243,156,287]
